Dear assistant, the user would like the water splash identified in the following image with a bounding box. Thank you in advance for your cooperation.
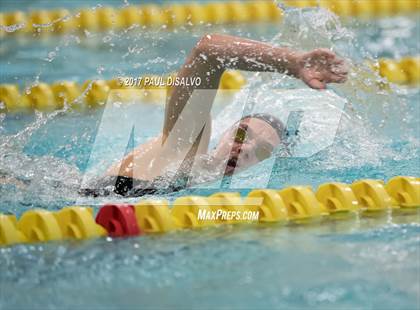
[0,109,82,213]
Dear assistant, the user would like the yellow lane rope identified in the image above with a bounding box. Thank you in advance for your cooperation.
[0,57,418,114]
[284,0,420,17]
[376,57,420,85]
[0,71,246,113]
[1,176,419,247]
[0,1,282,37]
[0,1,419,37]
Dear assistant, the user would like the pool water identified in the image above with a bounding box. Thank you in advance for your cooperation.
[1,1,419,309]
[1,222,419,309]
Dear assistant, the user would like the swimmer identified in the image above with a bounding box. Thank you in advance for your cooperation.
[82,34,347,196]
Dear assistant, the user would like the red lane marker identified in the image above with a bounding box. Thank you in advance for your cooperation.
[96,204,142,237]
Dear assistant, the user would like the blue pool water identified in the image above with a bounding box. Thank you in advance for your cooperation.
[1,1,419,309]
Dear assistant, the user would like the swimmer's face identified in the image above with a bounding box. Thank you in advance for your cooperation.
[213,117,281,175]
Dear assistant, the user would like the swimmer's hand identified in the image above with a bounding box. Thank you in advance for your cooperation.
[295,49,348,90]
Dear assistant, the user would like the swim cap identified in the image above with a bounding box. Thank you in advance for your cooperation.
[240,113,285,141]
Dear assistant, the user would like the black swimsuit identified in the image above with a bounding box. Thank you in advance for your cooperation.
[79,175,188,197]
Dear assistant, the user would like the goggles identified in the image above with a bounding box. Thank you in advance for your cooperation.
[233,124,274,161]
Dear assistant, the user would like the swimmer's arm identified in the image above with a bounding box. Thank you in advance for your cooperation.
[163,34,347,147]
[162,34,299,149]
[191,34,348,87]
[191,33,304,75]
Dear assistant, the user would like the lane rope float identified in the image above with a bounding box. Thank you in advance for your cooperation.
[1,0,419,38]
[1,56,419,114]
[1,176,419,247]
[376,57,420,85]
